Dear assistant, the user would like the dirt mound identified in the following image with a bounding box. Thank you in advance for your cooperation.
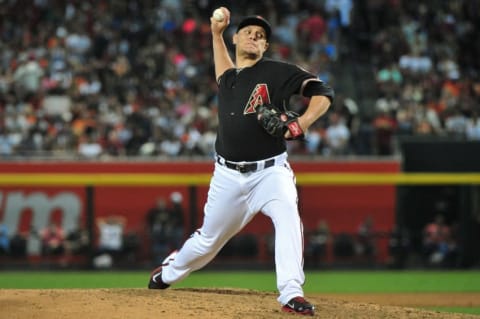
[1,288,479,319]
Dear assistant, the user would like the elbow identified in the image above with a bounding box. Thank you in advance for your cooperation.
[318,86,335,104]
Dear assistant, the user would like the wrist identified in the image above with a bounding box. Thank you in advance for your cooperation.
[211,31,225,38]
[298,116,311,132]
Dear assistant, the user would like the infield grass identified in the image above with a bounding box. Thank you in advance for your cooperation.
[1,270,479,315]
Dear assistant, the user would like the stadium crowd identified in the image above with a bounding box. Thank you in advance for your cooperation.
[0,0,479,159]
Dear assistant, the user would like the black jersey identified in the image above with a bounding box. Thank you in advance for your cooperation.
[215,58,319,162]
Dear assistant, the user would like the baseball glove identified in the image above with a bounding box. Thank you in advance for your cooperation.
[256,104,304,140]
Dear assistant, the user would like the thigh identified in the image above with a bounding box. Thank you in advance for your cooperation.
[249,163,298,216]
[200,164,252,240]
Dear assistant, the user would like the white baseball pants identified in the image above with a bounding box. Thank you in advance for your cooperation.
[161,152,306,305]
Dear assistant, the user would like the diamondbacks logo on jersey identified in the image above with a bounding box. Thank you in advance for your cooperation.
[243,84,271,114]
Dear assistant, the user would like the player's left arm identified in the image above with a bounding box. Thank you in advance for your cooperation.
[285,79,334,139]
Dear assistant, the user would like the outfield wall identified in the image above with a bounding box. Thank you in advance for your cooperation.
[0,160,400,265]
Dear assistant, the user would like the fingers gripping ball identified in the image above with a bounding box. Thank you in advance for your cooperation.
[256,104,305,140]
[213,8,225,22]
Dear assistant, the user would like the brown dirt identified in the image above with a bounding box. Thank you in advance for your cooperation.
[1,288,479,319]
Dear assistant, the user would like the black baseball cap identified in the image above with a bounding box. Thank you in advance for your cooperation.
[236,15,272,41]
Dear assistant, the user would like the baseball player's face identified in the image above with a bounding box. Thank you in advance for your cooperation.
[234,26,269,58]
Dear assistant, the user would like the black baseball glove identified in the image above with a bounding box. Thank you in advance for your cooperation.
[256,104,304,140]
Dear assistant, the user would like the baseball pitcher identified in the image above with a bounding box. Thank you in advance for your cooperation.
[148,7,334,316]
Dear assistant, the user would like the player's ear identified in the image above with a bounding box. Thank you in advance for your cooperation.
[263,41,269,51]
[232,33,238,45]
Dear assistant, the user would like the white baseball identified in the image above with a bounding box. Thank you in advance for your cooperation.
[213,8,225,22]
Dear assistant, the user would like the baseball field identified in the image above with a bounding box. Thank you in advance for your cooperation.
[1,270,480,318]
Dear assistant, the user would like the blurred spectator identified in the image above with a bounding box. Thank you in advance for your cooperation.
[374,94,399,116]
[466,112,480,140]
[324,0,353,39]
[372,110,397,155]
[12,53,44,102]
[40,222,66,256]
[304,123,324,155]
[306,220,331,267]
[323,112,350,156]
[355,215,376,261]
[352,115,375,155]
[0,224,10,255]
[376,62,403,96]
[395,106,415,136]
[77,131,104,159]
[94,215,126,268]
[335,94,358,134]
[9,231,27,258]
[146,197,171,263]
[398,48,433,79]
[96,216,126,253]
[444,108,468,138]
[388,224,411,269]
[0,128,15,157]
[65,226,90,256]
[169,191,186,248]
[437,52,460,84]
[145,192,185,264]
[273,16,297,50]
[26,227,42,256]
[297,8,327,58]
[422,214,458,267]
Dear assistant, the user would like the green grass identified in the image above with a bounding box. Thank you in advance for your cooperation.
[304,270,480,293]
[1,270,479,315]
[1,270,480,292]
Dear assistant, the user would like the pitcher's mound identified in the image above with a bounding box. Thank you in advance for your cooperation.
[1,288,479,319]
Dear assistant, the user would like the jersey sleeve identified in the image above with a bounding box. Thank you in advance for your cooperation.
[217,68,236,87]
[277,63,333,100]
[302,78,335,102]
[278,63,318,98]
[279,62,334,102]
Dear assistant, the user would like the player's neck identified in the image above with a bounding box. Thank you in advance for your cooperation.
[236,54,262,68]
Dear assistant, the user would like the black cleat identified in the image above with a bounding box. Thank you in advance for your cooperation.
[281,297,315,316]
[148,250,178,289]
[148,265,170,289]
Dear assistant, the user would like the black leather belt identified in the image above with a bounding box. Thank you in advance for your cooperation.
[217,157,275,173]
